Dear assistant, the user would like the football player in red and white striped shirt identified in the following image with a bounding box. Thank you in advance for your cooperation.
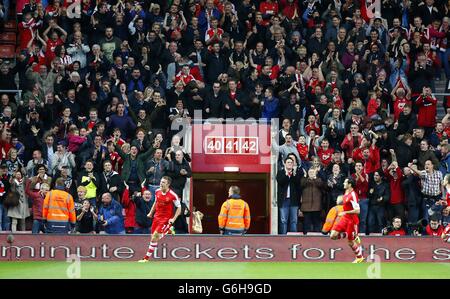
[330,178,365,263]
[139,176,181,262]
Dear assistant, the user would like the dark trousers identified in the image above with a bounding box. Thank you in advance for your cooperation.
[302,211,321,234]
[32,220,45,234]
[422,194,441,221]
[387,203,405,222]
[407,205,420,224]
[368,205,386,234]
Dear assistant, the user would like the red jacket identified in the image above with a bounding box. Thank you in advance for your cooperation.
[341,134,363,158]
[393,97,411,121]
[367,98,380,118]
[121,187,137,229]
[317,147,334,167]
[0,139,12,160]
[416,94,437,128]
[384,167,405,205]
[305,122,321,135]
[296,143,309,161]
[282,2,300,19]
[25,180,45,220]
[259,2,278,14]
[351,172,369,199]
[352,145,380,174]
[425,225,444,236]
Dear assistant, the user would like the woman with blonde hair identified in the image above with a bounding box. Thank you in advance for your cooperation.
[345,98,366,122]
[5,148,24,177]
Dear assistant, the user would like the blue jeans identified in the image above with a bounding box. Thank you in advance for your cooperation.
[0,203,10,231]
[407,205,420,224]
[32,220,45,234]
[278,199,298,234]
[302,211,321,234]
[368,205,386,234]
[440,49,450,79]
[422,197,438,222]
[359,198,369,235]
[2,0,8,21]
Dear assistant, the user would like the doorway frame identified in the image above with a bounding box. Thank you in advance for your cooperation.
[190,173,272,234]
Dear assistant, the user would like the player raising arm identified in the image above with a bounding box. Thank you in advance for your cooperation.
[139,176,181,262]
[329,178,365,263]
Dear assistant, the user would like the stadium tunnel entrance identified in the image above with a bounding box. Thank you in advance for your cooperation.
[192,173,270,234]
[185,122,278,234]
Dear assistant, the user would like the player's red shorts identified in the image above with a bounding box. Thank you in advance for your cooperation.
[151,218,170,234]
[332,216,359,241]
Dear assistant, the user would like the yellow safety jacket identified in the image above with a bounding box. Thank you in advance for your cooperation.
[218,197,251,232]
[321,205,344,233]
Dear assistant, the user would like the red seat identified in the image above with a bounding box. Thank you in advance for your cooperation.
[3,20,17,32]
[0,32,17,44]
[0,45,16,59]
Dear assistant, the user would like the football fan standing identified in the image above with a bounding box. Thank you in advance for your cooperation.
[329,178,365,263]
[139,176,181,262]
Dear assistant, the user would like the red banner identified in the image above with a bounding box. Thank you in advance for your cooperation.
[0,234,448,262]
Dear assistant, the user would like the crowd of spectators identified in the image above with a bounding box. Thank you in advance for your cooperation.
[0,0,449,236]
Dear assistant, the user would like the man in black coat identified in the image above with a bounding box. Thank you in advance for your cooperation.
[99,160,124,202]
[417,0,442,26]
[223,79,246,119]
[166,149,192,234]
[408,54,434,96]
[132,188,154,234]
[307,27,327,58]
[166,150,192,198]
[204,81,225,119]
[204,43,229,85]
[276,156,301,234]
[368,171,390,234]
[401,167,423,224]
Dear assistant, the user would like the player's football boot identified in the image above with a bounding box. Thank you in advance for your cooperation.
[354,236,362,246]
[352,257,365,264]
[169,226,176,235]
[138,257,150,263]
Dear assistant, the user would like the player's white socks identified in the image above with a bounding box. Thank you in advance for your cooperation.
[145,242,158,258]
[350,243,363,259]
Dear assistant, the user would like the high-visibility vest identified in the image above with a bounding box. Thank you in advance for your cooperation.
[322,205,344,233]
[42,189,76,224]
[218,198,251,232]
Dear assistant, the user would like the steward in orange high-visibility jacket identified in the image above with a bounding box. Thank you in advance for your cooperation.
[218,186,251,235]
[321,196,344,235]
[42,178,76,233]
